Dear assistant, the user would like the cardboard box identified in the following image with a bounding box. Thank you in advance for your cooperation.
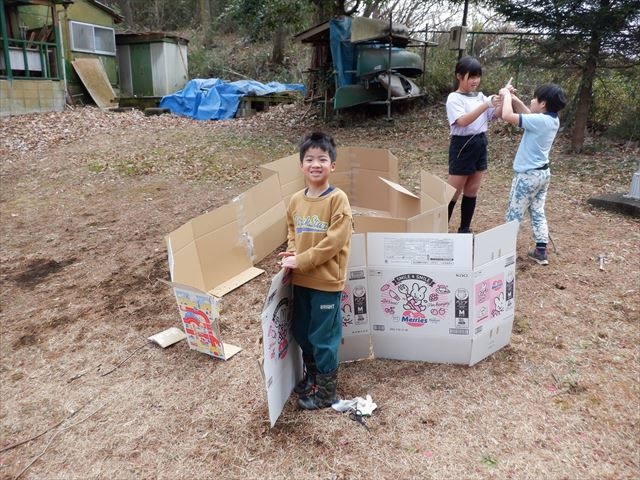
[259,222,518,425]
[366,221,518,366]
[164,148,455,360]
[260,148,455,234]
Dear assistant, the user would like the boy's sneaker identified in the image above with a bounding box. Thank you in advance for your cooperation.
[528,248,549,265]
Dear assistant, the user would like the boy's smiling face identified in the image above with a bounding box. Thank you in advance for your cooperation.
[300,147,334,189]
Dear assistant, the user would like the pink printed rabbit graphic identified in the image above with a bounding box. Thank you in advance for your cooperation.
[398,283,428,312]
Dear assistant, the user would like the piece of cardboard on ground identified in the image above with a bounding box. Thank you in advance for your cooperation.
[71,58,118,109]
[366,221,518,366]
[148,326,187,348]
[159,280,242,360]
[259,268,301,427]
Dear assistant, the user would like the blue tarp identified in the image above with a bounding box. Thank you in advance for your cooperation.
[159,79,305,121]
[329,17,357,88]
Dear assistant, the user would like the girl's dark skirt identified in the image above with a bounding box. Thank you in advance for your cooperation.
[448,133,488,175]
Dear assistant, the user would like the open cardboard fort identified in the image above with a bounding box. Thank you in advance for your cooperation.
[164,147,457,358]
[163,147,519,425]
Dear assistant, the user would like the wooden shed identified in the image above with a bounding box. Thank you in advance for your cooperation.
[116,32,188,98]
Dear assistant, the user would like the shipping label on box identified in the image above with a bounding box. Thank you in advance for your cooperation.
[260,268,301,427]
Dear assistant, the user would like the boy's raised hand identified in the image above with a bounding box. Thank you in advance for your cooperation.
[505,77,517,95]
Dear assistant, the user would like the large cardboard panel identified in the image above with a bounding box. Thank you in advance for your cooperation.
[469,314,514,366]
[339,234,371,362]
[473,220,518,267]
[365,225,518,365]
[236,175,288,263]
[165,202,265,298]
[259,269,301,427]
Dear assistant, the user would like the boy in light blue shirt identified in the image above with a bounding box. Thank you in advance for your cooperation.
[499,83,567,265]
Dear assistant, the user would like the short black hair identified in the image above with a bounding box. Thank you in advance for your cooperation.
[299,131,337,163]
[455,56,483,78]
[534,84,567,113]
[453,56,483,90]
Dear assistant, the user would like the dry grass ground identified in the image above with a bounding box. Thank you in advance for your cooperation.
[1,103,638,480]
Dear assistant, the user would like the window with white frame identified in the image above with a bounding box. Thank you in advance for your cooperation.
[69,21,116,55]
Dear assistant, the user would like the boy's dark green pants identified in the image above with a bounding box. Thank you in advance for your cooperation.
[292,285,342,374]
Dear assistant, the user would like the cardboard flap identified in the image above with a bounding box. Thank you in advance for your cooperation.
[236,175,288,263]
[473,220,518,267]
[260,268,300,427]
[378,177,420,218]
[406,206,449,233]
[420,171,456,210]
[354,216,407,234]
[221,342,243,360]
[259,153,305,203]
[211,266,265,298]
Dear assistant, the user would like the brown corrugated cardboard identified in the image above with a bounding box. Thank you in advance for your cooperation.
[260,147,455,235]
[166,147,456,362]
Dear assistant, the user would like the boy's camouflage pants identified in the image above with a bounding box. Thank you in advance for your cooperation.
[505,169,550,244]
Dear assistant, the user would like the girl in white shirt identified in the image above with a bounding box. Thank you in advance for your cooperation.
[445,56,499,233]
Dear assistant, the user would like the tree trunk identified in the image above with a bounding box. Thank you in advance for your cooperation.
[118,0,134,28]
[271,26,286,65]
[570,15,602,153]
[199,0,213,47]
